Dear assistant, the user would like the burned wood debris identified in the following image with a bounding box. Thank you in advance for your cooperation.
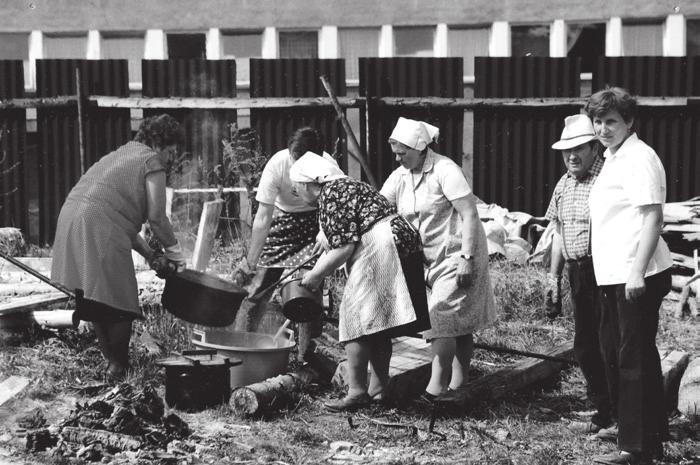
[21,383,192,463]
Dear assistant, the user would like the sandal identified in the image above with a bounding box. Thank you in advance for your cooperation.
[324,393,371,412]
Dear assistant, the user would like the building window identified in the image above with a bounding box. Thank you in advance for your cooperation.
[448,26,489,76]
[222,31,262,82]
[102,32,145,85]
[44,32,87,58]
[622,20,663,56]
[279,30,318,58]
[394,26,434,57]
[166,33,206,59]
[567,23,605,73]
[0,33,29,83]
[687,18,700,56]
[338,27,379,81]
[511,24,550,57]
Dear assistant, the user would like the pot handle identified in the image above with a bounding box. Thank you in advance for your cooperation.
[284,328,295,344]
[192,327,206,343]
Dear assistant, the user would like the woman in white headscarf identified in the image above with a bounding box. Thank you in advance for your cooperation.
[380,117,497,402]
[290,152,430,412]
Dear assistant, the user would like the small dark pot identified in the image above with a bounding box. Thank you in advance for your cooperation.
[156,350,241,412]
[279,278,323,323]
[162,269,248,327]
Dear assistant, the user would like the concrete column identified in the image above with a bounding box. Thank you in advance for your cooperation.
[378,25,393,57]
[28,30,43,90]
[489,21,510,56]
[606,17,623,56]
[86,30,100,59]
[663,14,685,56]
[144,29,166,59]
[206,28,222,59]
[261,27,277,58]
[319,25,338,58]
[550,20,567,57]
[435,23,448,57]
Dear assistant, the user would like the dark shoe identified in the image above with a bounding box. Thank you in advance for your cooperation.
[568,420,603,434]
[416,391,437,406]
[595,424,618,442]
[369,391,387,405]
[324,393,371,412]
[593,451,652,465]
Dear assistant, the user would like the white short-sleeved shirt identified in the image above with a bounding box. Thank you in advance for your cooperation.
[588,133,672,285]
[255,148,336,213]
[380,149,472,265]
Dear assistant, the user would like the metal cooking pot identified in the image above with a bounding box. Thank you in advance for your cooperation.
[161,269,248,326]
[156,349,241,412]
[279,278,322,323]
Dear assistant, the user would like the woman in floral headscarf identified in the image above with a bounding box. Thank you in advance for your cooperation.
[380,117,496,402]
[290,152,430,412]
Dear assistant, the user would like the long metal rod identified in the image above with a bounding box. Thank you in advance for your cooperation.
[248,254,320,301]
[0,251,75,298]
[474,342,576,365]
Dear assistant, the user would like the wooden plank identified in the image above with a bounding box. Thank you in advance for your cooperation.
[192,199,224,271]
[0,293,69,316]
[376,96,688,109]
[0,95,76,109]
[0,376,31,407]
[436,340,575,414]
[90,95,361,109]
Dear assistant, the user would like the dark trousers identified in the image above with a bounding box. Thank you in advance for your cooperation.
[567,257,613,427]
[598,269,671,455]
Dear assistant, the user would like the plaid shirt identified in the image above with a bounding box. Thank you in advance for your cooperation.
[545,157,604,260]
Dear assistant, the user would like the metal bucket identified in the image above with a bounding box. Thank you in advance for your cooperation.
[279,278,323,323]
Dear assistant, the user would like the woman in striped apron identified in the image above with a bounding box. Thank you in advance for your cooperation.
[290,152,430,412]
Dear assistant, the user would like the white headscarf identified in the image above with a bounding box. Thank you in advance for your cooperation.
[289,152,347,184]
[389,117,440,151]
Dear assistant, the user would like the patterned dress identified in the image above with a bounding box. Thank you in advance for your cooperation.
[380,149,497,339]
[318,178,430,341]
[51,141,165,317]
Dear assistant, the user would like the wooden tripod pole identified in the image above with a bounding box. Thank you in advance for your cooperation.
[319,75,378,188]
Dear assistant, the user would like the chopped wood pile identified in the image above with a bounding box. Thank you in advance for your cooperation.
[20,383,192,463]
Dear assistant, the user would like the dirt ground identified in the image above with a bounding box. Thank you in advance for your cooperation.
[0,265,699,465]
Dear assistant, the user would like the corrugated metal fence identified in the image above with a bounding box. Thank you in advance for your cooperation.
[249,58,345,162]
[0,60,26,232]
[473,57,582,215]
[360,57,464,185]
[36,59,131,243]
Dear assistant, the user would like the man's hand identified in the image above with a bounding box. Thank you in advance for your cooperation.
[456,256,475,288]
[544,273,562,318]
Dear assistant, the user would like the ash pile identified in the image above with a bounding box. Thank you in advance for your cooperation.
[21,383,194,463]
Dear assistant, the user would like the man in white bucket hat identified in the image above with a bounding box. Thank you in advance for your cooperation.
[544,114,614,435]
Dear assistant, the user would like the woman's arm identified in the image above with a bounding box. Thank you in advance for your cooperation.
[626,203,664,301]
[145,171,177,248]
[246,202,275,268]
[451,195,480,288]
[132,233,154,261]
[301,243,356,291]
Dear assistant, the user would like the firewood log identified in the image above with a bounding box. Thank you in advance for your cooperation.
[60,426,141,451]
[230,366,319,416]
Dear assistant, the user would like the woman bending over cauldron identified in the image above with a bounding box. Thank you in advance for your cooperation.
[290,152,430,411]
[51,114,186,380]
